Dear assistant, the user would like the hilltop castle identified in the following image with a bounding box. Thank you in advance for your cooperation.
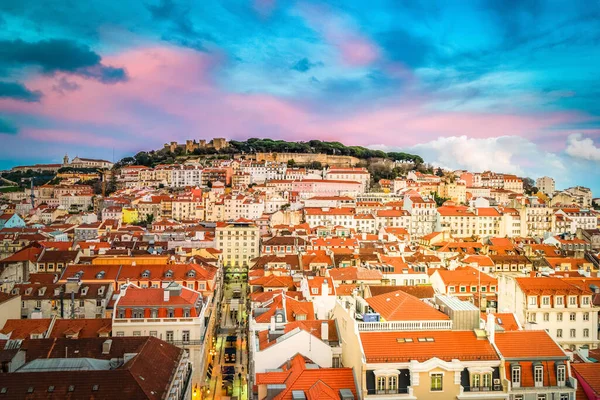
[164,138,229,153]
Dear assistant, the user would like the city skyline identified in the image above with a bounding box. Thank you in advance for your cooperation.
[0,1,599,192]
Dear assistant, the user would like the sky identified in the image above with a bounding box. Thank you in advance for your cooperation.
[0,0,599,193]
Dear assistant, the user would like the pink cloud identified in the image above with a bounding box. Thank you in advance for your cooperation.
[0,44,586,155]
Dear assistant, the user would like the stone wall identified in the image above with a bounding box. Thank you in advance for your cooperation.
[253,152,360,167]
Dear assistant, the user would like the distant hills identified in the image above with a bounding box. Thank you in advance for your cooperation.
[115,138,424,168]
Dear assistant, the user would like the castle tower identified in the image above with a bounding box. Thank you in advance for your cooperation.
[63,154,69,166]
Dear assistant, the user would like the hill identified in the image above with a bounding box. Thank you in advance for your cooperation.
[114,138,424,169]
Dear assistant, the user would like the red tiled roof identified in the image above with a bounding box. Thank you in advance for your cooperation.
[50,319,112,338]
[328,267,382,282]
[360,330,499,363]
[117,285,200,308]
[572,363,600,397]
[255,354,357,400]
[494,331,566,358]
[366,289,449,322]
[0,318,53,339]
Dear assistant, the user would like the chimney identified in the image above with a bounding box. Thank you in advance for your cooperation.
[163,289,170,302]
[529,270,535,278]
[102,339,112,355]
[321,280,329,297]
[321,321,329,342]
[270,316,276,332]
[486,313,495,344]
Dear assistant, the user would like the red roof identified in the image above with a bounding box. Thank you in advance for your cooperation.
[255,354,357,400]
[494,331,566,358]
[365,289,449,321]
[0,318,53,339]
[117,285,200,308]
[360,330,499,363]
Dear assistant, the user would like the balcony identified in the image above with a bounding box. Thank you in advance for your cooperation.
[113,317,199,324]
[357,320,452,332]
[459,385,507,399]
[366,387,412,397]
[167,340,203,346]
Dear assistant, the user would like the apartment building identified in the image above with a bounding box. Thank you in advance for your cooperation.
[498,276,599,350]
[215,219,260,275]
[112,283,208,387]
[536,176,556,196]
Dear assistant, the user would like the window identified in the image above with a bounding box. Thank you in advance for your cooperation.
[471,286,477,292]
[490,286,496,292]
[583,312,589,321]
[534,365,543,387]
[473,374,480,388]
[543,313,549,321]
[182,330,190,342]
[431,374,443,391]
[166,331,174,342]
[460,286,466,293]
[569,296,577,305]
[537,395,546,400]
[449,286,455,293]
[529,296,537,306]
[481,286,487,292]
[96,299,103,307]
[542,296,550,305]
[557,329,563,338]
[584,328,589,338]
[556,296,564,306]
[149,331,157,337]
[557,365,566,386]
[582,296,590,305]
[570,329,576,338]
[116,331,124,337]
[529,313,537,322]
[376,377,386,394]
[557,313,563,322]
[511,366,521,387]
[167,309,174,318]
[311,288,319,295]
[482,373,492,388]
[388,376,397,392]
[133,331,141,337]
[570,313,576,321]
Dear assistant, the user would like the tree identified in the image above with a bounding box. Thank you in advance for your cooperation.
[145,213,154,226]
[435,167,444,177]
[287,159,296,167]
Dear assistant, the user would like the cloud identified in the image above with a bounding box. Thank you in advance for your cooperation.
[0,117,18,134]
[146,0,214,51]
[52,77,81,95]
[291,58,323,73]
[565,133,600,162]
[0,81,42,102]
[0,39,127,83]
[398,135,565,177]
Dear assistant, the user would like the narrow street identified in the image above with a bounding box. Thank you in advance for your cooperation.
[204,281,248,400]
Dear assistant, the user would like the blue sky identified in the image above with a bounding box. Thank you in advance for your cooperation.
[0,0,599,193]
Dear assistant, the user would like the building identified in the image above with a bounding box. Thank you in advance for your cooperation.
[215,219,260,277]
[0,336,192,399]
[494,329,577,400]
[536,176,556,196]
[112,283,209,388]
[498,276,599,350]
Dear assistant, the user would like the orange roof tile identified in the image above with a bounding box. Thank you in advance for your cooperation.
[360,330,499,363]
[366,289,449,322]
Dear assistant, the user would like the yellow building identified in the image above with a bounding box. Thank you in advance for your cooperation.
[122,207,139,224]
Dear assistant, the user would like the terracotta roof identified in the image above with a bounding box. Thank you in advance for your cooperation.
[255,354,357,400]
[366,289,449,321]
[494,331,567,358]
[360,330,499,363]
[328,267,383,282]
[435,266,497,286]
[50,319,112,338]
[492,313,521,331]
[5,336,183,399]
[367,285,435,299]
[117,285,200,308]
[258,320,339,350]
[0,318,53,339]
[572,363,600,397]
[0,246,43,264]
